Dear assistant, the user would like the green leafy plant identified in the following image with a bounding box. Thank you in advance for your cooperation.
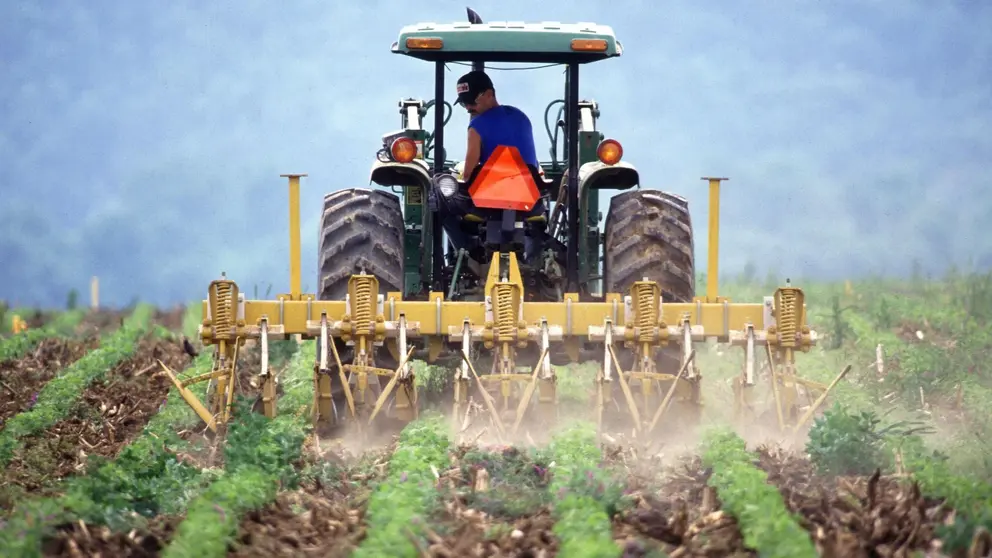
[806,404,887,476]
[702,429,817,558]
[806,403,933,477]
[61,442,212,531]
[353,414,452,558]
[162,343,316,558]
[223,398,308,484]
[827,294,855,349]
[267,338,298,367]
[874,295,894,329]
[546,423,624,558]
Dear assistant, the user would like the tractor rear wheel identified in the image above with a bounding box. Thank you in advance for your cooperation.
[602,189,697,431]
[317,188,405,427]
[603,189,695,302]
[318,188,405,300]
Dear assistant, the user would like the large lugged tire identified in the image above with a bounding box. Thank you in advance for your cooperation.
[603,189,695,302]
[316,188,404,427]
[318,188,405,300]
[602,189,697,431]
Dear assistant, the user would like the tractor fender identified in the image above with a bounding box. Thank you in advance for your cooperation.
[577,160,639,192]
[369,158,432,189]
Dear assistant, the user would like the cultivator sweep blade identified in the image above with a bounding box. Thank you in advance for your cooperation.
[167,252,834,442]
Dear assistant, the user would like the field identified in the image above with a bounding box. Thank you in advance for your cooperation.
[1,271,992,558]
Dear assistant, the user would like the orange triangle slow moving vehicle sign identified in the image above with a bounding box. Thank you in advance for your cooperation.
[468,145,541,212]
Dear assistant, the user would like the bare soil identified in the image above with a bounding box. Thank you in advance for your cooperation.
[614,453,753,557]
[754,445,955,558]
[43,516,181,557]
[227,445,392,558]
[33,437,992,558]
[0,336,190,508]
[75,309,133,336]
[152,307,187,332]
[0,336,101,425]
[424,444,560,557]
[229,481,369,558]
[0,307,188,428]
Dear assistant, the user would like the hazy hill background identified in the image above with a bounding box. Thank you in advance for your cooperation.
[1,0,990,308]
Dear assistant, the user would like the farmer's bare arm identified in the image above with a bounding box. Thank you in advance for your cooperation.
[463,128,481,178]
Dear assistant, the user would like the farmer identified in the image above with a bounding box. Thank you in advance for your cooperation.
[455,70,539,178]
[438,70,542,262]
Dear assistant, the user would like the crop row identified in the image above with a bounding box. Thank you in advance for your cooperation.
[0,305,209,556]
[161,340,316,558]
[353,415,622,557]
[1,317,310,558]
[353,414,452,558]
[545,423,621,558]
[0,309,86,363]
[0,305,153,469]
[3,314,887,558]
[700,429,818,558]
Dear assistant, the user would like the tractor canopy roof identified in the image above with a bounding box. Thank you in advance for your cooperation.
[392,20,623,64]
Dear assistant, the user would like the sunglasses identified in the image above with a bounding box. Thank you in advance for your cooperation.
[457,91,482,107]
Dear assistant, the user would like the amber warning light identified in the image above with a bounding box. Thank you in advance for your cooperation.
[570,39,608,52]
[391,137,418,163]
[468,146,541,212]
[597,139,623,165]
[406,37,444,49]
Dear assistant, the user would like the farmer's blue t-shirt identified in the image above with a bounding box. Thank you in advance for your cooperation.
[468,105,539,169]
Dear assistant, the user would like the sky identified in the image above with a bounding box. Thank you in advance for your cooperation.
[1,0,990,308]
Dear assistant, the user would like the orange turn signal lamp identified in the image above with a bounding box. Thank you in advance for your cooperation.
[570,39,608,52]
[391,137,418,163]
[597,139,623,165]
[406,37,444,50]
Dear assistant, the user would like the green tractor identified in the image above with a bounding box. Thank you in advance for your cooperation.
[315,9,696,423]
[320,10,694,307]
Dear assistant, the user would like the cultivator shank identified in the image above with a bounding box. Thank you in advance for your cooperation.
[159,276,247,433]
[590,278,703,438]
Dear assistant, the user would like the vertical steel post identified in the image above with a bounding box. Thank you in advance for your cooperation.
[90,276,100,310]
[566,62,581,291]
[701,177,728,302]
[432,61,446,293]
[281,173,307,300]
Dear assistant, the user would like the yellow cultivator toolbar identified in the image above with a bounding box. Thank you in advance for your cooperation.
[160,174,835,443]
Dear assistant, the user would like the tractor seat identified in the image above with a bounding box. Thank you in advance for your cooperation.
[464,200,547,224]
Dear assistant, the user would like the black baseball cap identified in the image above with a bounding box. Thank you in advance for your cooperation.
[455,70,493,105]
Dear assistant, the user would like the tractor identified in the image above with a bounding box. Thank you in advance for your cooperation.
[164,9,840,445]
[317,10,698,433]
